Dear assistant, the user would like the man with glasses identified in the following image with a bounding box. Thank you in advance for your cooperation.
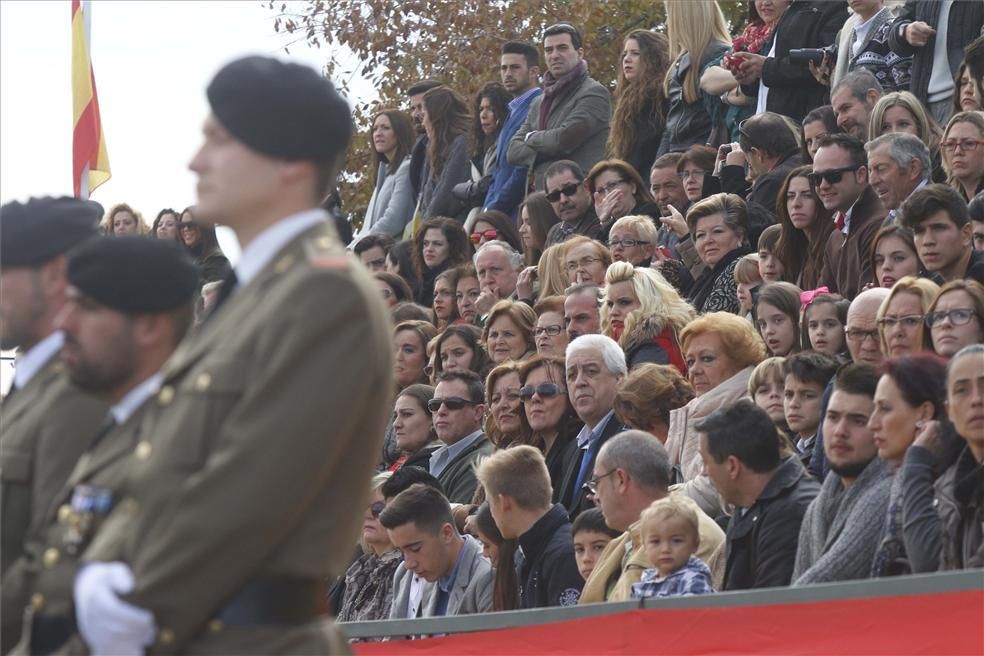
[557,335,626,518]
[507,23,611,194]
[428,371,494,503]
[900,183,984,285]
[578,431,724,603]
[542,160,601,247]
[815,134,888,299]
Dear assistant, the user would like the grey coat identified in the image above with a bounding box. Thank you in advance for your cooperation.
[389,534,494,619]
[362,156,414,239]
[507,74,611,193]
[792,457,891,584]
[420,135,471,222]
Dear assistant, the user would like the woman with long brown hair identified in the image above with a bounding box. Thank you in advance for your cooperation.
[774,165,837,290]
[356,108,416,240]
[517,191,559,267]
[608,29,670,181]
[420,87,473,221]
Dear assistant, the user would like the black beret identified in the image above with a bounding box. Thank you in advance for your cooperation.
[67,237,200,314]
[1,196,102,267]
[206,55,353,162]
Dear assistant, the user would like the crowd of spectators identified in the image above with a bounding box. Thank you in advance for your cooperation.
[334,0,984,627]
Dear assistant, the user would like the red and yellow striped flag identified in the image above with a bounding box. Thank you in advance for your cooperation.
[71,0,110,199]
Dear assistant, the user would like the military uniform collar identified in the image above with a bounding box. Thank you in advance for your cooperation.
[234,208,328,287]
[110,373,163,425]
[13,330,63,390]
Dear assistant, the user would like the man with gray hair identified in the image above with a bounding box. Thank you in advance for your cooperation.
[831,69,883,140]
[563,283,602,342]
[473,239,523,316]
[865,132,932,225]
[557,334,625,518]
[579,430,724,603]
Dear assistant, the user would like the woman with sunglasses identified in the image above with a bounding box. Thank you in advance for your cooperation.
[602,262,693,374]
[941,111,984,202]
[518,355,584,497]
[876,276,940,359]
[482,300,537,366]
[336,471,402,622]
[469,210,524,253]
[585,159,660,238]
[926,280,984,359]
[177,206,231,288]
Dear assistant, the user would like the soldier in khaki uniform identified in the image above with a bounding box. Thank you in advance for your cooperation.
[70,56,394,654]
[15,237,199,654]
[0,198,108,653]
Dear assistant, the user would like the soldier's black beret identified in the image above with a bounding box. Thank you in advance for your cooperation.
[206,55,353,162]
[0,196,102,267]
[68,236,200,313]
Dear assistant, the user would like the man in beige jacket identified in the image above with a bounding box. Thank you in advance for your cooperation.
[580,431,724,604]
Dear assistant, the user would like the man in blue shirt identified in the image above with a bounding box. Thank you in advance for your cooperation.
[484,41,542,218]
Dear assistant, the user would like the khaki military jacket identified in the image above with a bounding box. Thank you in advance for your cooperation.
[80,220,394,654]
[0,355,106,652]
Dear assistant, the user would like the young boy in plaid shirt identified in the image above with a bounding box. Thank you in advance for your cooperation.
[631,496,715,599]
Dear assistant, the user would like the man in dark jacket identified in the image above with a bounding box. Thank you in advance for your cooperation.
[697,400,820,590]
[888,1,984,125]
[734,0,849,123]
[720,111,803,223]
[478,446,584,608]
[814,134,887,299]
[900,183,984,286]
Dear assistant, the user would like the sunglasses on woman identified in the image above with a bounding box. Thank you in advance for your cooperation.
[427,396,480,412]
[519,383,565,402]
[469,229,498,244]
[369,501,385,518]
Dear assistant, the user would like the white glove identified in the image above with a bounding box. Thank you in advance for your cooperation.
[74,561,157,656]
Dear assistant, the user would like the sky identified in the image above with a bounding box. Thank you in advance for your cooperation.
[0,0,372,229]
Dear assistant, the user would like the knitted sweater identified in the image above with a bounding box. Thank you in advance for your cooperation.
[792,457,891,584]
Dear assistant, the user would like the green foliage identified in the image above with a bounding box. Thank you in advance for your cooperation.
[270,0,750,226]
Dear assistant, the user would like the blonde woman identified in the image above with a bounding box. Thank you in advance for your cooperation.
[103,202,146,236]
[601,261,695,374]
[876,275,940,358]
[941,111,984,201]
[536,243,570,300]
[658,0,731,155]
[868,91,944,181]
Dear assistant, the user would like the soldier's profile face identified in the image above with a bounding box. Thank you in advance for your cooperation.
[0,267,45,350]
[56,286,136,395]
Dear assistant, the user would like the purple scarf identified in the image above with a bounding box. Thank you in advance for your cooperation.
[538,59,588,129]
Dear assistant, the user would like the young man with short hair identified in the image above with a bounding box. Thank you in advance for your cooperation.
[697,400,820,590]
[353,234,394,272]
[900,183,984,284]
[793,364,891,585]
[478,446,583,608]
[381,484,493,618]
[784,352,840,467]
[507,23,611,193]
[484,41,542,218]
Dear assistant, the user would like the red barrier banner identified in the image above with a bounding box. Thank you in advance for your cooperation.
[355,589,984,655]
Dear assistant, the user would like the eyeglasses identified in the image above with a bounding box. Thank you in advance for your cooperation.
[926,309,978,327]
[534,324,564,337]
[369,501,386,518]
[596,179,626,195]
[583,469,617,495]
[178,223,197,231]
[941,138,984,153]
[607,239,650,249]
[427,396,480,412]
[470,229,498,244]
[677,170,706,181]
[845,327,879,342]
[519,383,565,402]
[566,256,603,272]
[810,165,863,186]
[877,315,923,330]
[546,182,581,203]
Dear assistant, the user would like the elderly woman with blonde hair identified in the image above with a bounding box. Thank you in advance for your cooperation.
[601,261,695,374]
[665,312,767,515]
[481,299,537,365]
